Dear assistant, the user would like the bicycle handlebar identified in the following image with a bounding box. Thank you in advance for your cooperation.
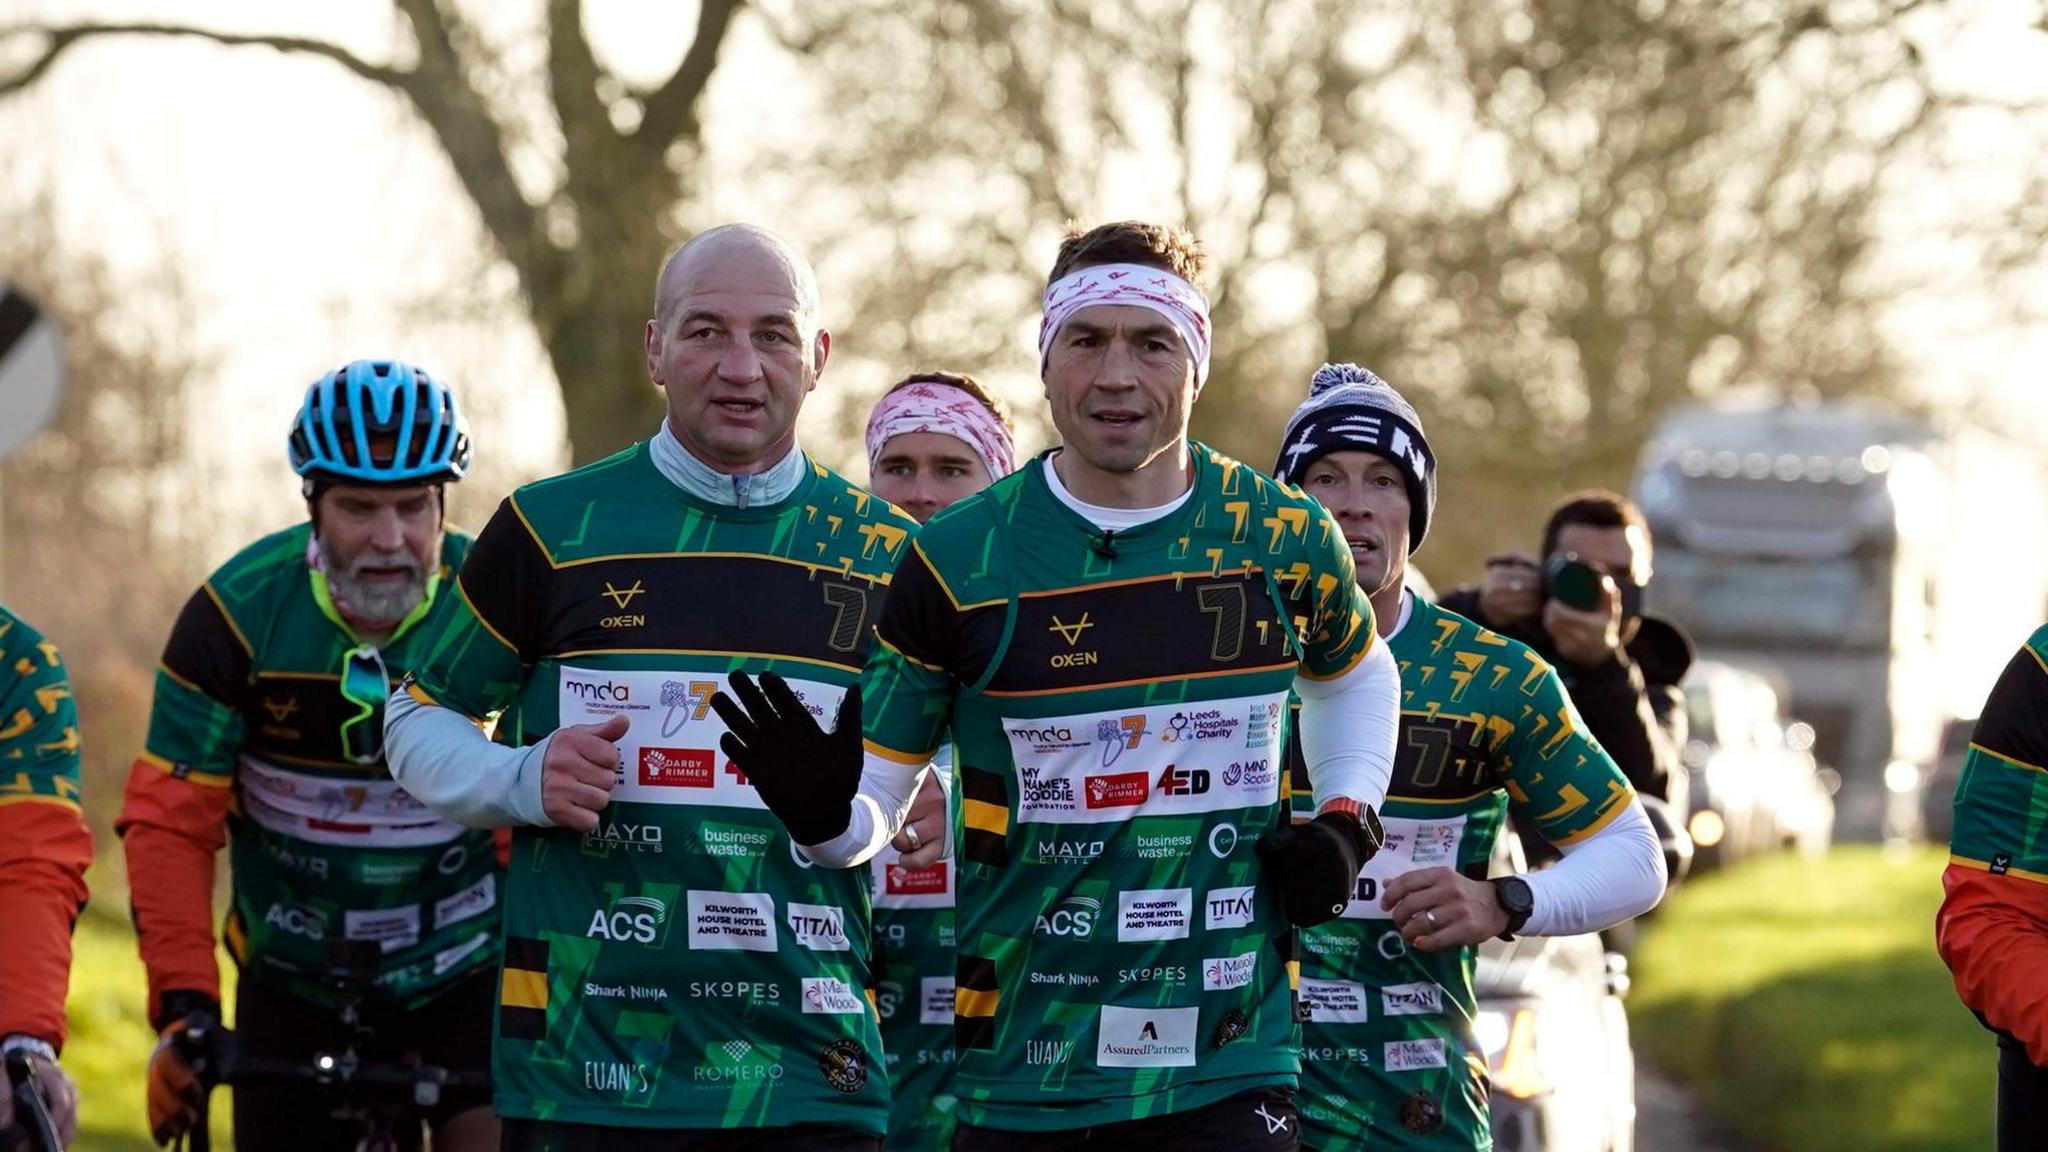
[2,1051,61,1152]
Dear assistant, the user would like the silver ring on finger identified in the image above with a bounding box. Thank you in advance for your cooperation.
[1422,908,1439,929]
[902,823,923,851]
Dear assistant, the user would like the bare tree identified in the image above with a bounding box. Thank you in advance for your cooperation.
[0,0,746,463]
[774,0,2048,573]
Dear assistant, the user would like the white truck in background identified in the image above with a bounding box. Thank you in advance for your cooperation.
[1631,393,2048,841]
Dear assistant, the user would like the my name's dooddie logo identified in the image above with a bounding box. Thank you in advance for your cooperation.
[587,893,672,946]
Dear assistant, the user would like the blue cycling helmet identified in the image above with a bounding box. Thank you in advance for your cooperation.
[288,360,472,488]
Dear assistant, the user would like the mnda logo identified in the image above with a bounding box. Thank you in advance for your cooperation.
[587,894,671,946]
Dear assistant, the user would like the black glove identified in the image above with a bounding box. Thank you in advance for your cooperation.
[1256,807,1386,928]
[711,672,863,845]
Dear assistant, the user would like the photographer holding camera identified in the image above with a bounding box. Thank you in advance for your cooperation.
[1440,490,1692,802]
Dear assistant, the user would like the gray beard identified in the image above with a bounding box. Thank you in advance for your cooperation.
[325,548,427,626]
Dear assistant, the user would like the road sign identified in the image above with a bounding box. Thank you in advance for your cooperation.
[0,281,65,460]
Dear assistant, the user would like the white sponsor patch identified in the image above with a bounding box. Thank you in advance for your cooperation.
[1341,816,1470,921]
[920,976,955,1026]
[433,873,496,929]
[1096,1005,1198,1068]
[1203,886,1256,931]
[801,977,865,1015]
[1202,951,1258,991]
[786,902,850,951]
[1299,978,1370,1024]
[238,756,463,847]
[1384,1039,1448,1071]
[557,667,845,809]
[1380,982,1444,1017]
[1002,693,1288,826]
[1117,888,1192,942]
[433,931,492,975]
[686,890,778,952]
[343,906,421,953]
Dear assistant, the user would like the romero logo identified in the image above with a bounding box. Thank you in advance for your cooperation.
[1085,771,1150,809]
[638,747,713,787]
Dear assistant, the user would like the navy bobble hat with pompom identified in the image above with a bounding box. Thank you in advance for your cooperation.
[1274,363,1437,551]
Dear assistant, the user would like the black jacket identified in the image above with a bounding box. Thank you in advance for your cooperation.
[1438,585,1693,802]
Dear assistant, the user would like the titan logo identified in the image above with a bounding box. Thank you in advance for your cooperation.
[1048,613,1094,646]
[602,580,646,609]
[261,696,298,723]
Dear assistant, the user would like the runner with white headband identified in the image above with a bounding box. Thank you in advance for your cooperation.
[861,371,1014,1152]
[711,220,1404,1151]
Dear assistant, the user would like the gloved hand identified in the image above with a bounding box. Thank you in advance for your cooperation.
[146,992,222,1147]
[711,672,863,846]
[1256,806,1386,927]
[1,1038,77,1151]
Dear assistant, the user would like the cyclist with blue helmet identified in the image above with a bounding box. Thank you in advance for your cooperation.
[121,360,501,1150]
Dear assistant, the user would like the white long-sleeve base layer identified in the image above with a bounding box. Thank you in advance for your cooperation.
[1521,797,1667,935]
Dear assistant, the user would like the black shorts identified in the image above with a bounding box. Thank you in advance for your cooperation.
[952,1087,1299,1152]
[231,966,495,1152]
[500,1119,881,1151]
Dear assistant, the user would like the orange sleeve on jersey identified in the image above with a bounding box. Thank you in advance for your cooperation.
[1937,861,2048,1065]
[0,800,92,1048]
[117,759,230,1023]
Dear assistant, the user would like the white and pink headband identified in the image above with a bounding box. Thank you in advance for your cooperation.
[1036,262,1212,390]
[864,380,1016,481]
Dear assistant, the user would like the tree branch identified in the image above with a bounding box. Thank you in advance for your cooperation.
[634,0,744,150]
[0,22,407,95]
[547,0,613,180]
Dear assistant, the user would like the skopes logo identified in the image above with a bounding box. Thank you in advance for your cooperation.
[787,902,850,951]
[1034,895,1101,938]
[1085,771,1150,810]
[1156,764,1211,796]
[587,895,670,946]
[1202,951,1258,992]
[563,677,632,703]
[262,902,327,941]
[1381,983,1445,1017]
[1204,886,1256,930]
[638,747,713,788]
[800,977,865,1015]
[1302,1046,1373,1064]
[687,980,781,1004]
[583,821,664,857]
[1030,839,1106,865]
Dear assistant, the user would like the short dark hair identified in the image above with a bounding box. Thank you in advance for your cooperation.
[1047,221,1210,293]
[1541,489,1651,559]
[884,371,1013,432]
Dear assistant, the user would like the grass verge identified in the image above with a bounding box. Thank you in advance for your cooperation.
[1630,846,1994,1152]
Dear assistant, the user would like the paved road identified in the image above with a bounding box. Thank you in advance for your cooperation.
[1635,1064,1752,1152]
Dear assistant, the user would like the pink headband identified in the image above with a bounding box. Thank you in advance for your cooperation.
[865,380,1016,481]
[1037,262,1212,391]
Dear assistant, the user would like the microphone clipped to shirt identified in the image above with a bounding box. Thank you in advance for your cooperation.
[1090,529,1119,560]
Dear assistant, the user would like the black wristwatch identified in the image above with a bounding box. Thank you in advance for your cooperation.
[1491,876,1534,940]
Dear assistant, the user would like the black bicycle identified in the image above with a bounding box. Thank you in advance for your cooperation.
[173,943,490,1152]
[0,1049,62,1152]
